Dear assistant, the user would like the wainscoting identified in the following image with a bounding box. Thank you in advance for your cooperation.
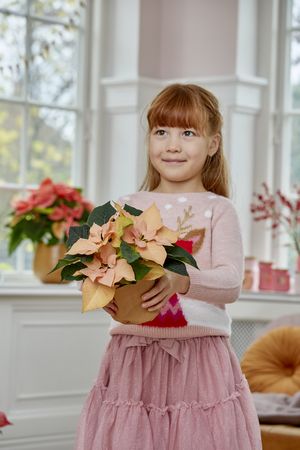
[0,284,110,450]
[0,285,299,449]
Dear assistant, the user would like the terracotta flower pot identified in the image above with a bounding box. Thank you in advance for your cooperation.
[33,242,69,284]
[113,279,160,324]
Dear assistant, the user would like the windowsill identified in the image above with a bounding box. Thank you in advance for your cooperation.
[0,281,81,297]
[0,281,298,302]
[240,289,300,303]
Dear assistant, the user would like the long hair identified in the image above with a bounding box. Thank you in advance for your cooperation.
[140,83,230,198]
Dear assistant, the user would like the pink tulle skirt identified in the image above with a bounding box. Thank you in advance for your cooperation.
[75,335,262,450]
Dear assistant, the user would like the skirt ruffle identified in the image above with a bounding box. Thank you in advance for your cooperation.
[75,335,262,450]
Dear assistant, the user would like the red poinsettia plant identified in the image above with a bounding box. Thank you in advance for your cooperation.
[250,183,300,256]
[0,411,12,433]
[7,178,93,254]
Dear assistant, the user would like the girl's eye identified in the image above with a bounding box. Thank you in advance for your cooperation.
[154,129,166,136]
[183,130,196,137]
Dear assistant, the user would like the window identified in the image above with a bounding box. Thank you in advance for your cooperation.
[273,0,300,271]
[0,0,89,275]
[279,0,300,189]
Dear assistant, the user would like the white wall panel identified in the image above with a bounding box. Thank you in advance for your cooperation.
[0,290,110,450]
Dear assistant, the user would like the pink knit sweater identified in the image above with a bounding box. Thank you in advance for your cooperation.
[110,191,244,339]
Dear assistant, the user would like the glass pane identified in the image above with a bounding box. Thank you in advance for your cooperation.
[0,13,26,97]
[291,116,300,188]
[27,106,75,184]
[30,0,83,25]
[292,0,300,27]
[23,241,33,271]
[0,102,22,184]
[28,20,79,106]
[0,0,26,13]
[0,189,18,273]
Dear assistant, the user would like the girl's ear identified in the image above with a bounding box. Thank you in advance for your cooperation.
[208,134,220,156]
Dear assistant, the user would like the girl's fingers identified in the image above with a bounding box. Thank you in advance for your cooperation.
[142,278,168,301]
[103,306,115,317]
[142,291,170,309]
[109,301,118,312]
[147,295,169,312]
[103,301,118,317]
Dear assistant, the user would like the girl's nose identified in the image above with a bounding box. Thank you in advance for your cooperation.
[166,134,181,152]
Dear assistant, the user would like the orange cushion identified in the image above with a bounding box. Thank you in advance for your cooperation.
[260,424,300,450]
[241,326,300,394]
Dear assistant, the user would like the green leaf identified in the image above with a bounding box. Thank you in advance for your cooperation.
[163,257,188,276]
[49,255,80,274]
[23,219,47,242]
[61,261,87,281]
[131,260,151,280]
[87,202,116,226]
[81,255,94,263]
[123,204,143,216]
[8,225,25,255]
[46,236,60,246]
[120,241,140,263]
[67,224,90,247]
[166,245,199,269]
[35,207,54,214]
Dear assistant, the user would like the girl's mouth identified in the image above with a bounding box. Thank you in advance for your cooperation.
[162,159,186,164]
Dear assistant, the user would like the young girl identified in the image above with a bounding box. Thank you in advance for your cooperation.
[75,84,262,450]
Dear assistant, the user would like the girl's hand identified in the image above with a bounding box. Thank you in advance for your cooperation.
[141,271,190,312]
[103,299,118,318]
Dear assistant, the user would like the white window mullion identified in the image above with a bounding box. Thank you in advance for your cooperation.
[73,4,91,189]
[16,4,30,273]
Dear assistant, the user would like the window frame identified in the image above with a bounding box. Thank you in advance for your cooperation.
[271,0,299,270]
[0,0,96,280]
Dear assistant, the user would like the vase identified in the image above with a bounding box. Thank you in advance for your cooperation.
[113,279,160,325]
[33,242,68,284]
[243,256,259,290]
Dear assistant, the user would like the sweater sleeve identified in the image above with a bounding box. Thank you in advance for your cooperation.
[184,199,244,305]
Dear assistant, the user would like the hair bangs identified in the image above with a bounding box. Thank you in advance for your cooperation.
[147,87,209,135]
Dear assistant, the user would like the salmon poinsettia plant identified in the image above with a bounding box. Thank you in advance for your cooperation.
[51,201,199,312]
[7,178,93,255]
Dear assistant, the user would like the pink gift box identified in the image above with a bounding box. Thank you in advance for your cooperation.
[272,268,290,292]
[259,262,273,290]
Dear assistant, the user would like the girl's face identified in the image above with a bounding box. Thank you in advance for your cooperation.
[149,126,219,190]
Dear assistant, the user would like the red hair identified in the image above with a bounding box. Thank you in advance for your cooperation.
[140,83,230,198]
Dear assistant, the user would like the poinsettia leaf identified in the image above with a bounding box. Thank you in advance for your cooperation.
[166,245,199,269]
[35,207,54,214]
[131,260,151,280]
[49,255,80,273]
[120,241,140,263]
[60,261,87,281]
[46,236,60,246]
[23,219,47,241]
[67,224,90,247]
[163,257,188,276]
[87,202,116,226]
[8,222,25,255]
[81,255,94,263]
[71,274,86,281]
[123,204,143,216]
